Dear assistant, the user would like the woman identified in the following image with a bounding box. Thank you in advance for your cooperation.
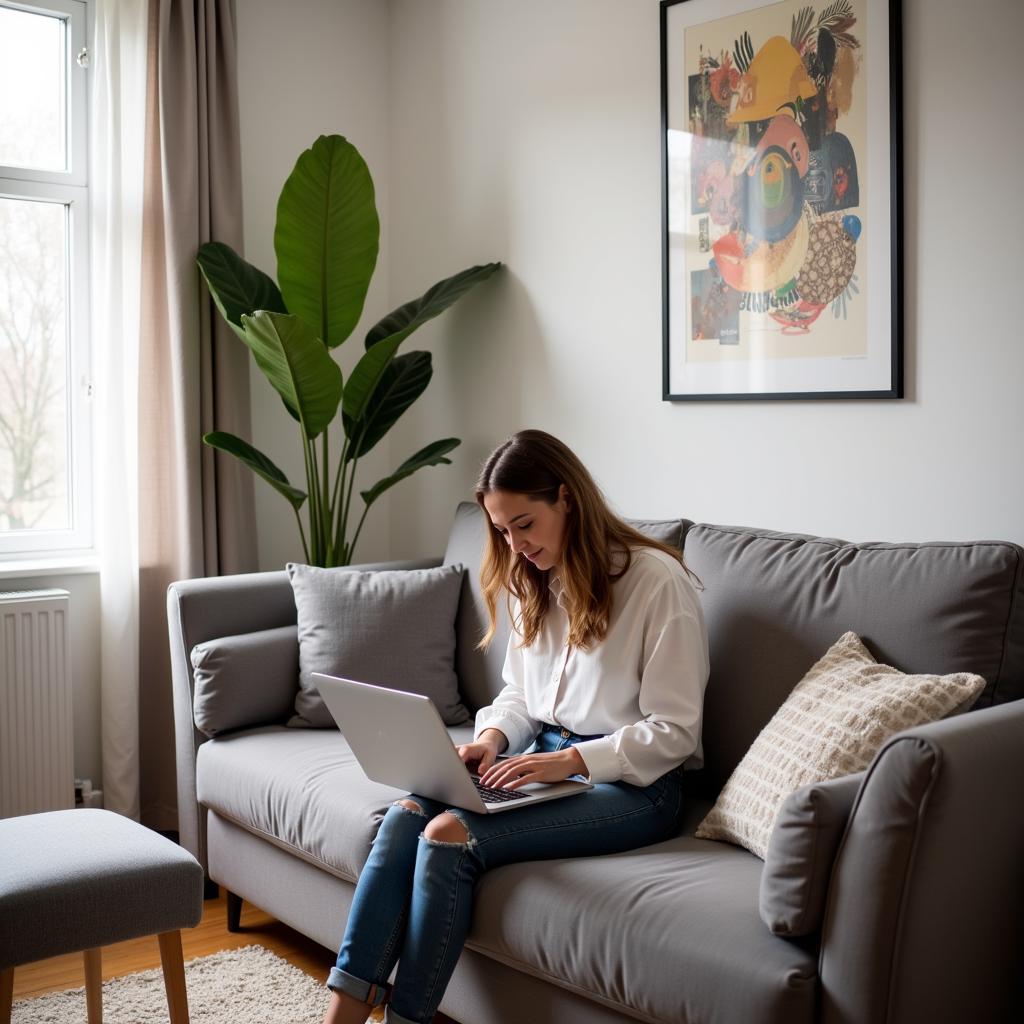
[323,429,709,1024]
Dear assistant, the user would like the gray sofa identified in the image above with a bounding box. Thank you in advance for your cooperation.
[168,503,1024,1024]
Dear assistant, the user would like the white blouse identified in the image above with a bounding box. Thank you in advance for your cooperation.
[474,546,710,787]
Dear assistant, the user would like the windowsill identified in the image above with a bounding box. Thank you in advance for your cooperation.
[0,554,101,579]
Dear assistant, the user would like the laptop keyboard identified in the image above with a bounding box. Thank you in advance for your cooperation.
[473,778,529,803]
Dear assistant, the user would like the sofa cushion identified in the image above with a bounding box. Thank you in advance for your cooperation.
[191,626,299,737]
[695,631,985,859]
[198,729,816,1023]
[443,500,693,714]
[468,799,818,1024]
[286,562,469,728]
[681,524,1024,799]
[196,725,477,883]
[759,771,864,937]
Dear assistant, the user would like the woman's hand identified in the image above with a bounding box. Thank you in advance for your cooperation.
[457,729,507,775]
[478,747,588,790]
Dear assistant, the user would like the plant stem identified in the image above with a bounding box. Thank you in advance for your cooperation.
[337,434,354,561]
[339,451,359,562]
[312,437,326,563]
[293,505,310,562]
[348,500,372,564]
[338,421,369,563]
[302,435,320,564]
[321,431,331,562]
[331,437,348,527]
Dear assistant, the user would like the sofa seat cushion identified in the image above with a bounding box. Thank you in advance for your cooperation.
[196,724,476,883]
[199,730,817,1020]
[468,800,818,1024]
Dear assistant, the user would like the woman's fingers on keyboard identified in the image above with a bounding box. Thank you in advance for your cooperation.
[482,752,579,789]
[481,756,535,789]
[458,742,496,772]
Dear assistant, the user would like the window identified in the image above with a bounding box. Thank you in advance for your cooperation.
[0,0,91,558]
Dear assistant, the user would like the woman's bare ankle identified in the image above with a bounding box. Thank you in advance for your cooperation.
[322,987,375,1024]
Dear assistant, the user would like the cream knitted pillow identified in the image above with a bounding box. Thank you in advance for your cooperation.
[694,631,985,860]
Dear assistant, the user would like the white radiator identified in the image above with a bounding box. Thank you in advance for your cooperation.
[0,589,74,818]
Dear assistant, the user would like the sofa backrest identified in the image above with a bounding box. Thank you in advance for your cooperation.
[443,505,1024,801]
[682,524,1024,798]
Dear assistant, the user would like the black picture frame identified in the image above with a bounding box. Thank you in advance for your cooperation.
[661,0,903,401]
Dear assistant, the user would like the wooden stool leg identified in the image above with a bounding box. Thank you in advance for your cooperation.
[83,948,102,1024]
[157,931,190,1024]
[1,967,14,1024]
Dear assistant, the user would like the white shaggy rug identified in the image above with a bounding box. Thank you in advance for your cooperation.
[12,945,338,1024]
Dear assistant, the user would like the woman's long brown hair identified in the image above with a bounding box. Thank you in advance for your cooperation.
[476,430,700,651]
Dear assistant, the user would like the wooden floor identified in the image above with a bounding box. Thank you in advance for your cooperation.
[11,892,456,1023]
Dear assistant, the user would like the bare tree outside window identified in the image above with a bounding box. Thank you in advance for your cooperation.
[0,198,69,532]
[0,3,72,536]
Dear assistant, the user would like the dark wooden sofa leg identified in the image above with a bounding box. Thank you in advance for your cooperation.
[1,966,14,1024]
[226,891,243,932]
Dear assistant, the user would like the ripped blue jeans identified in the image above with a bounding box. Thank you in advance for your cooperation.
[327,723,684,1024]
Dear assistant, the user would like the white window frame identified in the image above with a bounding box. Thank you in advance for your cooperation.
[0,0,93,559]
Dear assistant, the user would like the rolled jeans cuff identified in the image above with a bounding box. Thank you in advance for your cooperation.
[384,1006,420,1024]
[326,966,389,1006]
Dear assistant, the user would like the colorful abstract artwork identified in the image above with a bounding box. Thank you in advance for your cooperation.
[661,0,902,400]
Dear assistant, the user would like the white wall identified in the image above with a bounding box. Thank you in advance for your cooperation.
[238,0,395,570]
[384,0,1024,560]
[36,0,1024,806]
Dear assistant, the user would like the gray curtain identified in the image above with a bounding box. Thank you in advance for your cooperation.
[138,0,258,830]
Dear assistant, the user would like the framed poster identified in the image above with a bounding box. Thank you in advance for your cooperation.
[661,0,902,400]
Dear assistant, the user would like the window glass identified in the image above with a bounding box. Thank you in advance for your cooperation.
[1,0,92,557]
[0,5,67,172]
[0,196,70,533]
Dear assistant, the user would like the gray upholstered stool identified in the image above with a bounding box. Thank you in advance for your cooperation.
[0,809,204,1024]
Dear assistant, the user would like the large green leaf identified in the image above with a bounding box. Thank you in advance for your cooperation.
[203,431,306,510]
[197,242,287,342]
[342,351,432,460]
[240,311,342,437]
[275,135,379,348]
[360,438,460,508]
[341,331,405,425]
[365,262,502,350]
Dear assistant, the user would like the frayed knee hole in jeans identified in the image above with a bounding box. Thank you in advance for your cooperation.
[393,799,427,816]
[422,810,476,848]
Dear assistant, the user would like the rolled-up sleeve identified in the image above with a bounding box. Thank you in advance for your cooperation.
[474,634,542,755]
[573,578,709,787]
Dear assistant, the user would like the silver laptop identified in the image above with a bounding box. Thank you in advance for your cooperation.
[312,673,593,814]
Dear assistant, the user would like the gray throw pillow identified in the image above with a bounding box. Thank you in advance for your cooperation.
[286,562,469,728]
[191,626,300,737]
[759,771,864,937]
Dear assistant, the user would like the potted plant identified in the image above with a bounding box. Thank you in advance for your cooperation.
[197,134,501,566]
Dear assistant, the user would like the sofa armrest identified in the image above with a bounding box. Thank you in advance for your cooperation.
[166,556,441,874]
[819,699,1024,1023]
